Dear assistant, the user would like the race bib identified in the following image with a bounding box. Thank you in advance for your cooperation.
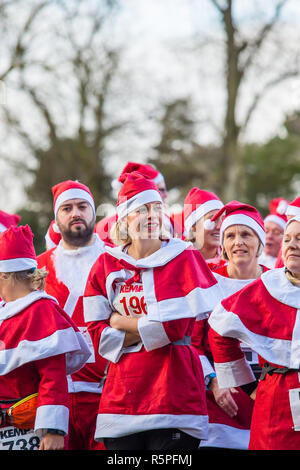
[0,426,40,450]
[113,282,147,318]
[289,388,300,431]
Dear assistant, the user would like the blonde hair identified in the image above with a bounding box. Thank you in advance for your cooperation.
[9,267,48,291]
[110,220,131,246]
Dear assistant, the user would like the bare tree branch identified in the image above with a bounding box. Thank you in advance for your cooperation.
[0,2,48,81]
[240,0,288,74]
[242,67,300,132]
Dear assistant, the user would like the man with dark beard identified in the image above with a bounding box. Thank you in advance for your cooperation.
[37,180,108,450]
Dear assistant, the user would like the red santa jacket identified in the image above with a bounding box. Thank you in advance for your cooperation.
[0,291,90,435]
[83,238,222,441]
[192,263,270,449]
[208,267,300,450]
[37,235,108,394]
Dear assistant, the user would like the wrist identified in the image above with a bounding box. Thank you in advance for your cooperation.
[205,372,217,389]
[46,428,65,436]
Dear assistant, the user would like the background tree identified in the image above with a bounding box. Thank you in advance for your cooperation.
[243,111,300,215]
[208,0,299,201]
[149,97,222,201]
[1,0,125,252]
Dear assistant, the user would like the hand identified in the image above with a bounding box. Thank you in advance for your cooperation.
[39,433,65,450]
[210,377,239,418]
[109,312,123,329]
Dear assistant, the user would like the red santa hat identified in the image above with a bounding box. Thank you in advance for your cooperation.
[209,200,266,246]
[183,188,223,234]
[112,162,165,191]
[264,198,288,231]
[286,196,300,217]
[0,210,21,233]
[52,180,95,218]
[116,172,162,220]
[45,220,62,250]
[0,225,37,272]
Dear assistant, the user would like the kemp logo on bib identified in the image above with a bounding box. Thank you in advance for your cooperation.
[113,282,147,318]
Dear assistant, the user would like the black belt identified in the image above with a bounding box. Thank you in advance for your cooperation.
[259,362,300,381]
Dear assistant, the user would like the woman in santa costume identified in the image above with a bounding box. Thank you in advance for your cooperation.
[275,196,300,268]
[83,172,222,450]
[258,198,288,269]
[183,187,225,268]
[189,200,268,449]
[0,225,90,451]
[208,214,300,450]
[95,161,173,245]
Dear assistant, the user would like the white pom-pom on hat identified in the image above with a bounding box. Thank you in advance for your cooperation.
[203,219,216,230]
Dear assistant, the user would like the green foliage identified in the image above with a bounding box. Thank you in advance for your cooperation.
[243,113,300,215]
[149,98,223,203]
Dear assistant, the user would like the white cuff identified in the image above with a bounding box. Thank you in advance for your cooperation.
[214,356,255,388]
[138,316,170,351]
[199,355,215,377]
[34,404,69,437]
[99,327,126,363]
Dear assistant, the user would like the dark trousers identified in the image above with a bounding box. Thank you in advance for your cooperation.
[104,428,200,451]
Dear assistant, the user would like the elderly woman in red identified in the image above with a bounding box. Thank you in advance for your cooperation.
[190,201,268,449]
[83,172,222,450]
[208,214,300,450]
[0,225,90,451]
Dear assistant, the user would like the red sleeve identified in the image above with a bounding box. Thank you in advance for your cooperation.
[191,319,210,355]
[162,317,194,343]
[208,327,244,364]
[34,354,69,409]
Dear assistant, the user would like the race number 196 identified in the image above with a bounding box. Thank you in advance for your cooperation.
[0,426,40,450]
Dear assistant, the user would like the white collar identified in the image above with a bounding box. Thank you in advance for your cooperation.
[105,238,192,268]
[261,267,300,309]
[0,290,57,321]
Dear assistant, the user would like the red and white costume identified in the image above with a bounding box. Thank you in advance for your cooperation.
[84,238,222,441]
[37,180,108,450]
[82,172,222,443]
[37,234,107,395]
[193,201,267,449]
[0,291,90,436]
[208,266,300,450]
[0,225,90,448]
[195,263,269,449]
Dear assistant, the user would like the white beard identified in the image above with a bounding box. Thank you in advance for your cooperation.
[54,234,104,296]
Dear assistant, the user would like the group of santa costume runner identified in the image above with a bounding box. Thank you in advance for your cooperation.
[1,160,300,450]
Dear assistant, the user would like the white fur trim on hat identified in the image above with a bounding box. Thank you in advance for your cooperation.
[54,188,95,218]
[184,199,223,234]
[117,190,162,220]
[264,214,286,231]
[286,205,300,216]
[0,258,38,272]
[220,213,266,246]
